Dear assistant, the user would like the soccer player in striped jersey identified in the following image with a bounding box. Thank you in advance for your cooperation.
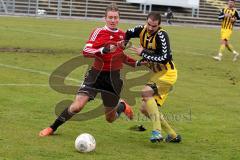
[213,0,240,61]
[124,12,181,143]
[39,4,139,137]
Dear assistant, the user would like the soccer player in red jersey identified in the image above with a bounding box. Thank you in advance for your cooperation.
[39,4,139,137]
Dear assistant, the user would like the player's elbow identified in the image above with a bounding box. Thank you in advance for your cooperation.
[82,51,88,57]
[82,51,94,58]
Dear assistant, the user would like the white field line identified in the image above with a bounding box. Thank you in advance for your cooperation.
[0,63,81,83]
[0,83,49,87]
[181,51,210,57]
[0,83,78,87]
[0,26,86,40]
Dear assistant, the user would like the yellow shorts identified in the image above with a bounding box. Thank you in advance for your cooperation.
[148,68,177,106]
[221,29,232,41]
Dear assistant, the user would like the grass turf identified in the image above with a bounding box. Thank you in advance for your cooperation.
[0,16,240,160]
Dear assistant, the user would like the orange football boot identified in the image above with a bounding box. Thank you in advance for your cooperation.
[120,99,134,120]
[39,127,54,137]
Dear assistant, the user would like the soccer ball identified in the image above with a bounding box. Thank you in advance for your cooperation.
[74,133,96,153]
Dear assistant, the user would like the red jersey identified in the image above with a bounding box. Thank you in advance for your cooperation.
[82,26,136,71]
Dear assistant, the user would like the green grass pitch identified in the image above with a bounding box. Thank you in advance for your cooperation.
[0,16,240,160]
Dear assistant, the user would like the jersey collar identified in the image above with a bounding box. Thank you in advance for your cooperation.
[104,25,119,32]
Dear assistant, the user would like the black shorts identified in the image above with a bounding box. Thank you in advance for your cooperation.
[78,67,123,107]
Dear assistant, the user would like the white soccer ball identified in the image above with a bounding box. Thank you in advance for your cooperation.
[74,133,96,153]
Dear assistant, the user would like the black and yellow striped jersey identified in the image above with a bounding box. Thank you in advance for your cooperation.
[125,25,172,63]
[218,7,240,30]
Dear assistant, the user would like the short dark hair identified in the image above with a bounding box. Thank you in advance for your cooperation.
[105,3,119,17]
[147,12,161,24]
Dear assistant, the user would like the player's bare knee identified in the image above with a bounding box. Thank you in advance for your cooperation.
[140,107,149,117]
[69,103,82,113]
[141,92,153,101]
[141,85,154,100]
[69,95,88,113]
[140,107,146,114]
[221,40,227,45]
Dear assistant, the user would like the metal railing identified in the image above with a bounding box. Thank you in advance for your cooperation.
[0,0,90,18]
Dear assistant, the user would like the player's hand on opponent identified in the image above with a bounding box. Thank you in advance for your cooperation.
[116,40,127,49]
[117,40,133,50]
[129,46,144,56]
[101,40,130,54]
[101,40,135,54]
[136,59,147,66]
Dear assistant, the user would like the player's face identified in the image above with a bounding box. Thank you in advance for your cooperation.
[146,18,160,35]
[228,1,235,8]
[105,11,119,29]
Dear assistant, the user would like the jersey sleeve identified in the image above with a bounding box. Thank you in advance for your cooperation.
[122,53,137,67]
[234,10,240,20]
[140,31,172,63]
[82,28,104,57]
[125,25,144,41]
[218,9,224,20]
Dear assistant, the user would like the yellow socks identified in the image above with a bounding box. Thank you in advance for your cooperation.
[226,44,234,52]
[220,44,237,54]
[160,113,177,138]
[218,44,225,55]
[145,98,161,131]
[145,97,177,138]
